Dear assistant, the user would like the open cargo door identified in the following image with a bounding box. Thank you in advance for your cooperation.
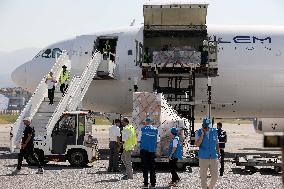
[144,1,208,30]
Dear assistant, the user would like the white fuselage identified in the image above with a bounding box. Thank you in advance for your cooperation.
[12,25,284,118]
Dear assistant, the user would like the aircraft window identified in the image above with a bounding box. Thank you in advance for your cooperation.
[42,49,52,58]
[52,48,62,58]
[128,50,132,55]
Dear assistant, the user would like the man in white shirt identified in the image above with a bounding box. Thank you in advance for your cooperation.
[108,119,121,172]
[45,72,57,105]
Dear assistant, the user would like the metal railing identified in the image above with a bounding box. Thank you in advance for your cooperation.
[46,52,102,136]
[46,76,81,136]
[67,52,102,111]
[10,51,69,152]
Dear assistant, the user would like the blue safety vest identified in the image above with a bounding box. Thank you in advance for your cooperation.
[196,127,218,159]
[168,136,183,160]
[140,125,158,153]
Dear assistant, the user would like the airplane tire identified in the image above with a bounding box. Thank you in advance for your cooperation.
[68,149,88,167]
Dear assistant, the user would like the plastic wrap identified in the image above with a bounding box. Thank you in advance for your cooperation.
[132,92,191,157]
[152,50,201,66]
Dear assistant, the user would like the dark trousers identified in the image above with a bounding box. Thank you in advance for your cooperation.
[103,52,110,60]
[109,141,119,171]
[169,158,180,182]
[60,83,68,95]
[140,149,156,186]
[48,88,55,104]
[17,147,42,170]
[220,149,225,175]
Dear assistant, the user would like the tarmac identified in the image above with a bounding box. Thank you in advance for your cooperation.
[0,123,282,189]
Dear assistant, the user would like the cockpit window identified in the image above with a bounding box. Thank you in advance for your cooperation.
[33,48,62,59]
[33,50,44,59]
[42,49,52,58]
[52,48,62,58]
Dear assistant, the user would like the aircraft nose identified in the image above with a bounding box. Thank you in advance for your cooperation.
[11,63,27,89]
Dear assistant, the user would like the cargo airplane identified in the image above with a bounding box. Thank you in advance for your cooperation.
[10,4,284,134]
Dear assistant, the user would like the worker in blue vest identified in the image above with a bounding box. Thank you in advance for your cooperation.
[167,127,183,187]
[138,117,160,188]
[217,122,227,176]
[195,117,220,189]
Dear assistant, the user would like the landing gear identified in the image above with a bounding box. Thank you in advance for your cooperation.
[245,166,257,174]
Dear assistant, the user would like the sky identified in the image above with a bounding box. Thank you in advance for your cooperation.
[0,0,284,52]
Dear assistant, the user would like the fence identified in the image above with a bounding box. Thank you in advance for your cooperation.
[0,110,20,115]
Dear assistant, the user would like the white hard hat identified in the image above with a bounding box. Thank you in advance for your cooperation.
[23,117,32,122]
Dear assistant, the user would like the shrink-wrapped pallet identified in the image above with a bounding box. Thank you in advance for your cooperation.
[152,50,201,66]
[132,92,191,157]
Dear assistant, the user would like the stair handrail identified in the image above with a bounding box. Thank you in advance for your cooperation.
[67,52,102,111]
[46,51,102,136]
[45,76,81,136]
[10,50,69,152]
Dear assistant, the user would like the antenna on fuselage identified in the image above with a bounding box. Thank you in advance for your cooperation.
[130,19,136,26]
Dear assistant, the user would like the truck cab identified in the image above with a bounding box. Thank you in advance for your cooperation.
[29,111,98,167]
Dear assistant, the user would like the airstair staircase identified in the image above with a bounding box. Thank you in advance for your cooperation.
[10,51,103,153]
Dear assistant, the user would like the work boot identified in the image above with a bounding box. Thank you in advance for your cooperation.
[141,184,148,188]
[121,175,128,180]
[168,182,177,187]
[220,169,224,176]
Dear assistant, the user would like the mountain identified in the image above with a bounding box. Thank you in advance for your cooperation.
[0,74,15,88]
[0,48,41,88]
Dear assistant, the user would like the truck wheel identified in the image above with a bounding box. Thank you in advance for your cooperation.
[68,149,88,167]
[245,166,256,174]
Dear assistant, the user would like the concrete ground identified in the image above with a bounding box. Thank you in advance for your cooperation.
[0,123,282,189]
